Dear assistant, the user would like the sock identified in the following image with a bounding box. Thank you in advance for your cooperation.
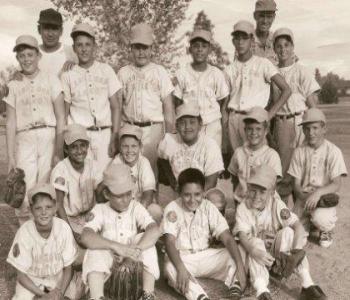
[254,278,269,297]
[299,268,314,288]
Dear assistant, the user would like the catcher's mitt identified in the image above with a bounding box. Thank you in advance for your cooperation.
[4,168,26,208]
[317,193,339,208]
[104,256,143,300]
[271,249,306,279]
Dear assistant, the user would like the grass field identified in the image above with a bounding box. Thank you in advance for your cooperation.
[1,104,350,299]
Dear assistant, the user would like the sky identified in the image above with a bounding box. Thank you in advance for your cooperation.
[1,0,350,79]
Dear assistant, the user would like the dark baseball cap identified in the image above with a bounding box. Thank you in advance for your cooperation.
[38,8,63,26]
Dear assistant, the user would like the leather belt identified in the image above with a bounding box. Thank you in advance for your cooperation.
[228,108,247,114]
[86,125,111,131]
[275,111,303,120]
[17,125,55,133]
[125,120,161,127]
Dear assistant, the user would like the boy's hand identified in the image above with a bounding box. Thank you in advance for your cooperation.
[251,248,275,267]
[305,191,321,211]
[111,243,141,261]
[108,137,118,158]
[177,266,194,295]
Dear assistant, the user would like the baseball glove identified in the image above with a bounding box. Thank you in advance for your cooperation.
[317,193,339,208]
[271,249,306,279]
[4,168,26,209]
[104,256,143,300]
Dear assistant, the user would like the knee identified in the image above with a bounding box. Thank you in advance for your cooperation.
[311,207,337,231]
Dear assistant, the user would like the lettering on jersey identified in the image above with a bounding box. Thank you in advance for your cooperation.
[85,212,95,222]
[54,177,66,186]
[13,243,20,257]
[166,211,177,223]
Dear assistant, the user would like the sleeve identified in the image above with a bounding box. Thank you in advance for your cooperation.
[157,133,172,160]
[227,151,239,176]
[106,64,122,97]
[208,202,229,239]
[49,74,64,102]
[140,157,156,191]
[172,70,184,99]
[299,66,320,98]
[134,202,156,231]
[328,146,348,179]
[214,69,230,100]
[60,72,72,104]
[92,161,104,189]
[204,139,224,176]
[163,202,180,237]
[83,205,105,232]
[287,148,303,179]
[61,222,78,267]
[266,150,283,178]
[232,203,253,236]
[6,226,33,273]
[263,58,279,83]
[3,83,15,108]
[50,163,69,193]
[158,66,174,100]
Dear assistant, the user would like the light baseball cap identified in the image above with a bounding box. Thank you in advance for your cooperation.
[243,106,269,123]
[232,20,255,36]
[28,182,56,205]
[189,29,212,43]
[255,0,277,12]
[299,108,326,126]
[71,23,95,39]
[247,165,277,190]
[13,35,39,52]
[119,124,142,141]
[38,8,63,26]
[130,23,154,46]
[205,187,226,201]
[273,27,294,44]
[103,164,134,195]
[176,103,201,120]
[64,124,89,145]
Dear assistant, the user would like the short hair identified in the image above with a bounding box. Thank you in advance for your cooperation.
[178,168,205,192]
[31,192,56,206]
[273,34,294,47]
[72,32,95,43]
[244,118,269,129]
[15,45,39,54]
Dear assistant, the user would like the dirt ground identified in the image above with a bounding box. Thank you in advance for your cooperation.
[0,104,350,300]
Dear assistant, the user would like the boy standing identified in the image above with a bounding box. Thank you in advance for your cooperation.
[288,108,347,248]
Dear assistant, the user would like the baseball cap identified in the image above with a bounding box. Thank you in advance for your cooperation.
[71,23,95,39]
[243,106,269,123]
[130,23,154,46]
[299,108,326,126]
[205,187,226,201]
[273,27,294,44]
[13,35,39,52]
[247,165,277,190]
[176,103,201,120]
[119,124,142,141]
[28,182,56,205]
[232,20,255,36]
[255,0,277,12]
[189,29,212,43]
[38,8,63,26]
[103,164,134,195]
[64,124,89,145]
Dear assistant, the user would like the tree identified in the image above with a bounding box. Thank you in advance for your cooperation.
[319,79,338,104]
[51,0,192,72]
[315,68,323,86]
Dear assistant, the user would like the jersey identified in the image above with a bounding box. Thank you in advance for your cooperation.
[4,70,62,131]
[158,133,224,179]
[224,55,278,111]
[50,157,102,217]
[111,154,156,201]
[7,218,77,278]
[228,144,282,202]
[117,62,174,123]
[163,198,229,252]
[61,61,122,127]
[173,63,229,124]
[84,201,155,244]
[288,139,347,192]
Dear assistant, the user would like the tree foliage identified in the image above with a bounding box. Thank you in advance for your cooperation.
[319,79,339,104]
[52,0,192,71]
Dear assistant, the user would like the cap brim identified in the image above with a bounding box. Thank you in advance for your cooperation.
[190,36,211,43]
[71,31,94,39]
[176,114,200,120]
[130,39,153,46]
[108,181,134,196]
[38,20,62,25]
[13,44,38,52]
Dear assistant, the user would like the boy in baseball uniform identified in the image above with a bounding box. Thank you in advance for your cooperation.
[61,23,122,174]
[4,35,65,224]
[288,108,347,248]
[163,168,247,300]
[158,102,224,191]
[228,107,282,204]
[81,163,161,300]
[224,20,291,151]
[7,183,78,300]
[234,165,326,300]
[173,29,229,147]
[117,23,175,175]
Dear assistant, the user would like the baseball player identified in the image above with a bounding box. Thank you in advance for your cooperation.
[7,183,78,300]
[288,108,347,248]
[80,163,160,300]
[228,107,282,204]
[61,23,122,174]
[163,168,247,300]
[158,102,224,191]
[110,123,163,223]
[234,165,327,300]
[173,29,229,147]
[117,23,175,175]
[224,20,291,152]
[4,35,65,224]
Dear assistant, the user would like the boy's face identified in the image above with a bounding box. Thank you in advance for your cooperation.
[180,182,204,212]
[274,37,294,63]
[31,195,56,228]
[131,44,152,67]
[67,140,89,164]
[176,116,201,144]
[120,136,141,165]
[189,39,210,64]
[39,24,62,48]
[105,189,133,213]
[254,11,276,33]
[246,184,271,211]
[245,121,267,148]
[73,35,95,65]
[207,192,226,213]
[303,122,326,148]
[232,32,252,56]
[16,48,40,75]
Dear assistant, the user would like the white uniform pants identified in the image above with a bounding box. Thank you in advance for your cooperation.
[201,119,222,148]
[227,111,246,151]
[164,248,237,300]
[15,127,55,220]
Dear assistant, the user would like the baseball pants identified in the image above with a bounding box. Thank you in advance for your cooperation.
[227,111,246,151]
[164,248,237,300]
[200,119,222,148]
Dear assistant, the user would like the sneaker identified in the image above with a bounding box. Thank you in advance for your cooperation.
[300,285,327,300]
[319,231,333,248]
[257,292,272,300]
[229,281,242,299]
[197,294,210,300]
[141,291,155,300]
